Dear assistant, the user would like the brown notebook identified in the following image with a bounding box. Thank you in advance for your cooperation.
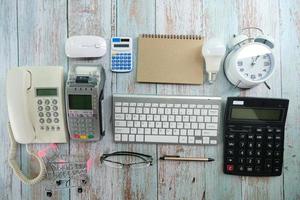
[137,34,204,85]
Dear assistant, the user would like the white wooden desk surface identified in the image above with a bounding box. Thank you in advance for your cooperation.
[0,0,300,200]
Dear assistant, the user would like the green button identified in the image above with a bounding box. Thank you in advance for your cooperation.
[88,134,94,138]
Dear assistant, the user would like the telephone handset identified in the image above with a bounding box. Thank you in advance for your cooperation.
[6,66,67,184]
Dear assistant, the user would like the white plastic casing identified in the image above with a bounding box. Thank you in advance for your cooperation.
[65,36,107,58]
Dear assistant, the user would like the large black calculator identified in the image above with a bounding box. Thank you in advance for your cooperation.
[223,97,289,176]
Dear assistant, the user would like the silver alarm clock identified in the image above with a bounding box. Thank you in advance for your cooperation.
[224,27,275,89]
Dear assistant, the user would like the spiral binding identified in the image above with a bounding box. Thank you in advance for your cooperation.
[141,34,201,40]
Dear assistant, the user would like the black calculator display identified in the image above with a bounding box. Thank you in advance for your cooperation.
[223,97,289,176]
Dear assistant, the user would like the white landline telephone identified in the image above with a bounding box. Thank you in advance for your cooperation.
[6,66,67,185]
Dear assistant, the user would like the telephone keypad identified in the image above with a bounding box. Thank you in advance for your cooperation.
[37,98,60,132]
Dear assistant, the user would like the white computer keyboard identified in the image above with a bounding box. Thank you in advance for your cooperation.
[112,94,222,145]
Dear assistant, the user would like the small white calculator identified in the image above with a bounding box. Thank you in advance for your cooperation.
[111,37,133,72]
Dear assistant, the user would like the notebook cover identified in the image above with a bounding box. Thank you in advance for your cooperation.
[137,34,204,85]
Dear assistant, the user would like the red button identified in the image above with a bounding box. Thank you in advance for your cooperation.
[73,134,80,138]
[227,164,234,172]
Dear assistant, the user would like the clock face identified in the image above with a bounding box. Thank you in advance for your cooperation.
[235,43,274,82]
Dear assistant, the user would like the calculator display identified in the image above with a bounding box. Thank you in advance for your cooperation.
[114,44,129,48]
[231,108,282,121]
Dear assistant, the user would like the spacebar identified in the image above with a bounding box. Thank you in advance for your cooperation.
[144,135,179,143]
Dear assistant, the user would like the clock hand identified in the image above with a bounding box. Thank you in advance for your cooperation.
[251,55,260,66]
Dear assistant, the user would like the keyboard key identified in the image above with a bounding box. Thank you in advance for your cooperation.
[188,136,195,144]
[144,135,178,143]
[206,123,217,129]
[210,140,217,144]
[122,134,128,141]
[115,107,121,113]
[179,136,188,143]
[208,109,218,115]
[202,130,217,136]
[129,135,135,141]
[115,121,126,127]
[136,135,144,142]
[115,114,125,120]
[203,137,210,144]
[115,134,121,141]
[115,128,129,134]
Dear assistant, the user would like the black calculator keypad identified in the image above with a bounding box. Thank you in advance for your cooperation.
[224,126,284,176]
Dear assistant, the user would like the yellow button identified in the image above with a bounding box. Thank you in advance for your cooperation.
[80,135,87,139]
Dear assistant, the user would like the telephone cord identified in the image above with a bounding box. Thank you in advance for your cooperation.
[7,122,46,185]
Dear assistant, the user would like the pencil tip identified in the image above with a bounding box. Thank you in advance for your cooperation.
[208,158,215,162]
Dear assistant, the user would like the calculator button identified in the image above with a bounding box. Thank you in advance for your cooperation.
[45,100,50,105]
[275,128,282,133]
[275,134,282,140]
[255,158,262,165]
[256,134,263,140]
[227,134,235,139]
[238,165,244,172]
[238,158,245,164]
[266,150,273,157]
[256,128,263,132]
[227,141,235,147]
[246,158,254,164]
[239,133,246,139]
[38,106,43,111]
[52,99,57,104]
[226,164,234,172]
[248,134,254,140]
[45,106,51,111]
[226,157,234,163]
[274,151,281,157]
[265,159,272,171]
[273,167,281,173]
[274,142,281,148]
[247,150,254,156]
[53,112,59,117]
[248,142,254,148]
[255,166,262,172]
[239,150,245,156]
[37,100,43,105]
[267,128,273,133]
[227,149,234,156]
[239,141,246,148]
[39,118,45,124]
[256,150,262,156]
[274,159,281,165]
[39,112,44,117]
[267,134,273,140]
[256,142,262,148]
[46,118,52,123]
[266,142,273,148]
[246,166,253,172]
[46,112,51,117]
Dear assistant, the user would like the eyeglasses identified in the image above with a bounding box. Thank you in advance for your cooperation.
[100,151,153,169]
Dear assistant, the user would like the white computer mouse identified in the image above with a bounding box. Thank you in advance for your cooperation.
[65,35,107,58]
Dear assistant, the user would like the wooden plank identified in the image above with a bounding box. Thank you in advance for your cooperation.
[155,1,207,199]
[202,0,241,199]
[279,0,300,199]
[0,0,21,199]
[114,1,158,200]
[67,0,113,199]
[235,1,283,200]
[17,0,68,199]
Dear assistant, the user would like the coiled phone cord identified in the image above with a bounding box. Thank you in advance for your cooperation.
[8,122,46,185]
